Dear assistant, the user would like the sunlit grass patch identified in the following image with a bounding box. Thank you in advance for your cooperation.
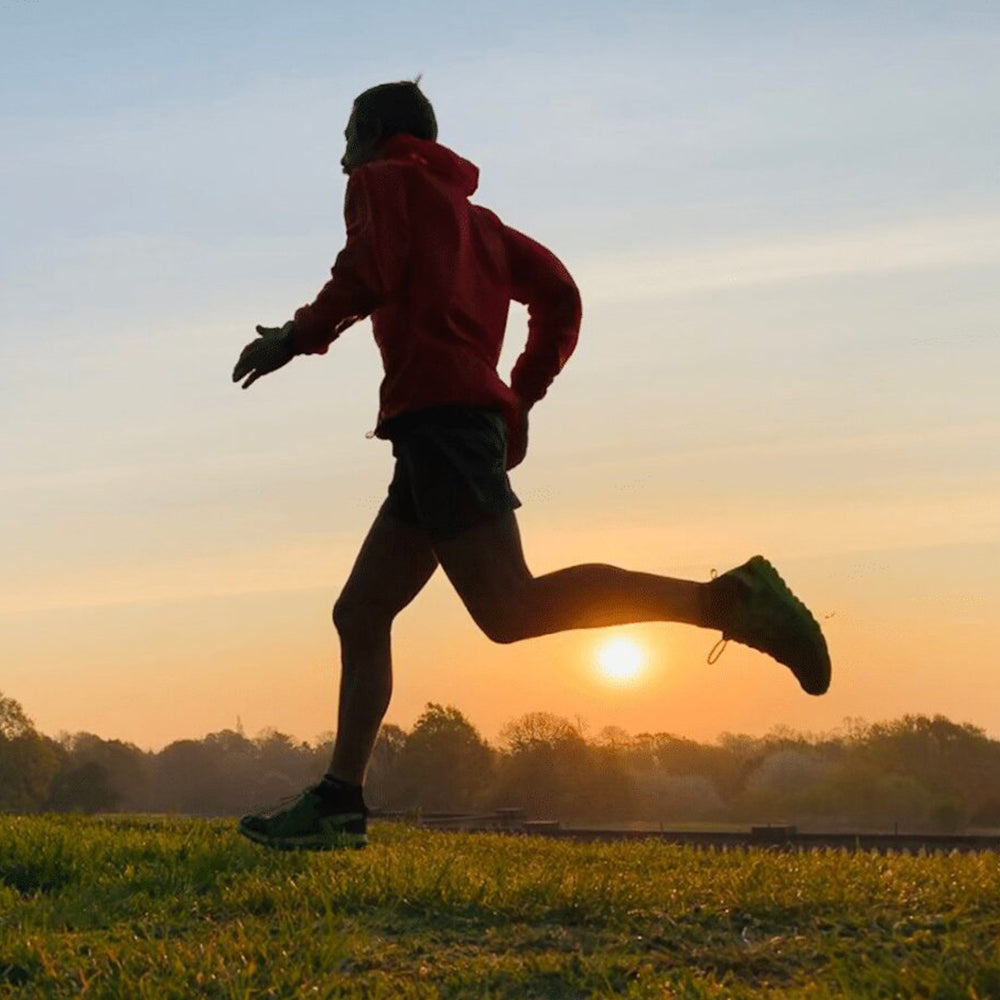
[1,814,999,998]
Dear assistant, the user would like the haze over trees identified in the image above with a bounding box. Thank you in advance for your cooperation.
[2,690,999,834]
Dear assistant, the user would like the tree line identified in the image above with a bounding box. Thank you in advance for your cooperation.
[3,690,1000,833]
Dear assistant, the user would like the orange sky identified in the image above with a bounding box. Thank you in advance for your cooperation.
[5,480,998,749]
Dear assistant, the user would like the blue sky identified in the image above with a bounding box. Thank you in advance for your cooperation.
[2,0,998,746]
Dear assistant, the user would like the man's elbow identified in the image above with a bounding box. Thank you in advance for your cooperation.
[557,279,582,330]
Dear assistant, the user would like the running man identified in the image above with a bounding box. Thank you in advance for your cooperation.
[232,78,831,851]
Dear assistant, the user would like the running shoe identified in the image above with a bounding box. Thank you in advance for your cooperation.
[238,783,368,850]
[710,555,831,695]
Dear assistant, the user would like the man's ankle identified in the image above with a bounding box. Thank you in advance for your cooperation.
[315,773,366,809]
[702,574,746,630]
[320,773,362,792]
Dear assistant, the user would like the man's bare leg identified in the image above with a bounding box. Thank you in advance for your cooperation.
[432,510,715,644]
[431,508,829,696]
[328,508,438,784]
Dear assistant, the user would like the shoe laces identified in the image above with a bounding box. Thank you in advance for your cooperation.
[707,637,728,664]
[251,786,317,818]
[706,568,728,664]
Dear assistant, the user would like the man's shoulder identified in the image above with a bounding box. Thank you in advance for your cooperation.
[345,161,414,220]
[469,202,503,226]
[349,159,412,191]
[350,161,506,231]
[357,157,410,178]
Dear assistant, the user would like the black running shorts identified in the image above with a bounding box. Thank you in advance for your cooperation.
[377,404,522,542]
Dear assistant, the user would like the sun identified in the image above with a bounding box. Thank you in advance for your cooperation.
[596,637,646,684]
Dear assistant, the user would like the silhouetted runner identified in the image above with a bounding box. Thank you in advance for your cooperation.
[232,78,831,851]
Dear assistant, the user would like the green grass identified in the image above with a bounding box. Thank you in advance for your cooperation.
[2,815,1000,999]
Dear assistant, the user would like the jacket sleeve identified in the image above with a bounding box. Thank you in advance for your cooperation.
[291,165,410,356]
[503,225,582,406]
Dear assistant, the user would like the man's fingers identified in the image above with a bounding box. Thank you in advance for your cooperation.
[233,355,259,381]
[233,340,264,380]
[235,329,291,386]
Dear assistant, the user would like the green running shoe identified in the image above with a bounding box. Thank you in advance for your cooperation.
[239,784,368,851]
[709,555,831,696]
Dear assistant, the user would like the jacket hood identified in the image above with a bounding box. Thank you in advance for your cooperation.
[377,133,479,197]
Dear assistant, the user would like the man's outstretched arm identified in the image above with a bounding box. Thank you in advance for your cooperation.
[291,164,410,355]
[231,164,409,387]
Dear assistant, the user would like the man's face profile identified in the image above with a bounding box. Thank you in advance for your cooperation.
[341,106,383,175]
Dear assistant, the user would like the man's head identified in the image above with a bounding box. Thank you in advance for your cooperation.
[341,76,438,175]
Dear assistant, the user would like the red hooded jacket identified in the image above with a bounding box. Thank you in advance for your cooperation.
[290,133,582,470]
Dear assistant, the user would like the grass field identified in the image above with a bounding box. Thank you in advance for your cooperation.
[2,815,1000,999]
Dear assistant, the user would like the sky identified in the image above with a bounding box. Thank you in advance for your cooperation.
[2,0,998,751]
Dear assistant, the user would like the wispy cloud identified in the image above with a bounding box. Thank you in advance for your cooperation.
[574,214,1000,303]
[549,420,1000,470]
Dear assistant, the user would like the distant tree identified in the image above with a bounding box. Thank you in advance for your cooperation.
[201,729,262,814]
[833,715,996,831]
[391,704,494,812]
[51,733,151,812]
[628,731,746,802]
[493,712,609,820]
[46,761,118,813]
[860,714,988,786]
[823,759,934,831]
[970,795,1000,829]
[205,729,256,758]
[366,723,408,810]
[0,737,61,813]
[0,692,61,812]
[734,748,836,823]
[309,730,337,777]
[635,773,726,821]
[0,692,34,739]
[153,739,227,815]
[498,711,580,754]
[584,742,640,820]
[594,726,632,751]
[252,729,319,801]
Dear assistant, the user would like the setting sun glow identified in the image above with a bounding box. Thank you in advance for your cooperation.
[596,637,646,684]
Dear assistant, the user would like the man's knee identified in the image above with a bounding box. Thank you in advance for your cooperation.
[480,618,519,645]
[468,600,529,645]
[332,594,395,634]
[431,510,536,643]
[446,571,534,643]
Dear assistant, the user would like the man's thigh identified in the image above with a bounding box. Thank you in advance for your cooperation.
[336,506,439,620]
[431,510,533,629]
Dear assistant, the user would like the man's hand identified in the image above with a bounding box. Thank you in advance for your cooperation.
[232,322,296,389]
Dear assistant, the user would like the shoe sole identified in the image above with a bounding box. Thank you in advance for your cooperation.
[238,823,368,851]
[747,556,831,696]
